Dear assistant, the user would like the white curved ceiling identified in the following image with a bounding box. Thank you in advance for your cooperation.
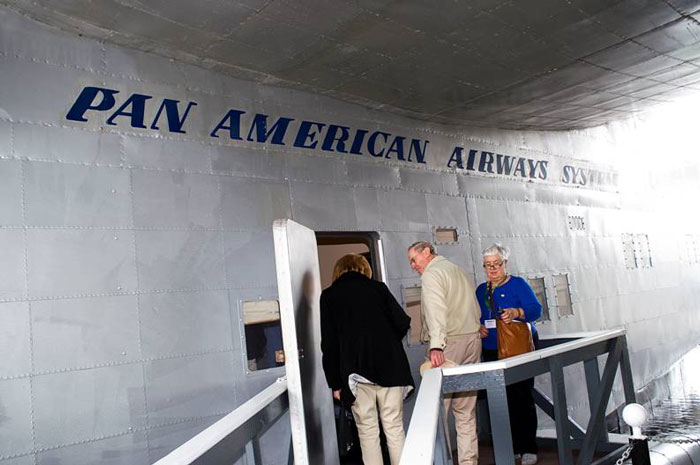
[4,0,700,130]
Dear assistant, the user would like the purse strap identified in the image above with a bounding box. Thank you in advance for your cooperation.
[485,281,498,318]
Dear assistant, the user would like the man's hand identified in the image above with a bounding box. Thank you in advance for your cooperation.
[500,307,521,324]
[333,390,341,401]
[430,348,445,367]
[479,325,489,339]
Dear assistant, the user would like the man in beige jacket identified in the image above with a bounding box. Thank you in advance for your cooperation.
[407,241,482,465]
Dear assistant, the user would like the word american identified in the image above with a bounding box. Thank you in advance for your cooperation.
[65,86,429,164]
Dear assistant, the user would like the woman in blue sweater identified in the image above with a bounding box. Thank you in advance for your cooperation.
[476,243,542,465]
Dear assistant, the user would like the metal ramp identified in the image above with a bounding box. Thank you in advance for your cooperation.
[402,329,637,465]
[152,330,637,465]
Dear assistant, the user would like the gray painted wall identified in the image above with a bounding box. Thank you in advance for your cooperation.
[1,6,699,464]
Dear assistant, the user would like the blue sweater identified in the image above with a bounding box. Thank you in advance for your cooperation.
[476,276,542,351]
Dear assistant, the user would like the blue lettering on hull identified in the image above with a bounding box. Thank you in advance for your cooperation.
[64,86,616,187]
[66,86,430,165]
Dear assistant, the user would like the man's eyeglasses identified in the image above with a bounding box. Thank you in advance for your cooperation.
[483,261,504,270]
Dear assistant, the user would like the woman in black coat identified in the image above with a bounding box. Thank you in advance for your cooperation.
[321,254,414,465]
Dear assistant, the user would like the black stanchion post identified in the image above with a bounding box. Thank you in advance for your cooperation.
[622,403,651,465]
[629,438,651,465]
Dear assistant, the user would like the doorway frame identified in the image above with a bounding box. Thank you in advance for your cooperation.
[315,231,386,282]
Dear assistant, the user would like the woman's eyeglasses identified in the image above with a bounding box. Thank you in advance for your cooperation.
[483,261,504,270]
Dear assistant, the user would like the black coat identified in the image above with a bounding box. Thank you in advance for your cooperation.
[320,272,414,405]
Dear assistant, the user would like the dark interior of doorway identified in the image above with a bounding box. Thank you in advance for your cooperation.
[315,231,382,290]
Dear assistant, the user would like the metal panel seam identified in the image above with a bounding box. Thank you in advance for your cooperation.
[0,285,278,305]
[216,172,243,407]
[19,154,38,464]
[129,164,152,457]
[0,410,232,460]
[0,347,237,381]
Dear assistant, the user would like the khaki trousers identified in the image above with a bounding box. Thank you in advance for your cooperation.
[351,384,405,465]
[443,333,482,465]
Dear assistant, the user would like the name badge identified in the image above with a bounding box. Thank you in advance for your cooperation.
[485,319,496,329]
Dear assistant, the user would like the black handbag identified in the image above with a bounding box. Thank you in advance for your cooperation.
[334,402,355,458]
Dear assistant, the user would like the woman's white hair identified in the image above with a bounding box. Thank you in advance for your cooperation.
[482,243,510,261]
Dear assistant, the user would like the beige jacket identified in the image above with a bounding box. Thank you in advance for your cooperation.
[420,255,481,350]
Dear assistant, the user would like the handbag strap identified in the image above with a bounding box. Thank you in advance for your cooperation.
[485,281,497,317]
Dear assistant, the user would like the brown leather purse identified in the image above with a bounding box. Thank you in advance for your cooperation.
[496,318,534,359]
[487,283,535,359]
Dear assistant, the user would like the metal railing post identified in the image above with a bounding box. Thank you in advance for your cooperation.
[484,369,515,465]
[435,401,453,465]
[584,357,609,444]
[550,356,574,465]
[244,441,255,465]
[617,335,637,404]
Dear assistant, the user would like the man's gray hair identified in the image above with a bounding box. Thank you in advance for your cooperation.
[482,243,510,260]
[408,240,436,255]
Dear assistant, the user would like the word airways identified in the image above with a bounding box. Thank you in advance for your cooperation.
[448,147,548,180]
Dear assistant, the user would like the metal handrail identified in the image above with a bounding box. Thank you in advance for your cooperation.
[400,329,635,465]
[400,368,443,463]
[442,329,625,377]
[153,376,288,465]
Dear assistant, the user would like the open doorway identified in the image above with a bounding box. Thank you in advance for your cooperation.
[316,231,391,464]
[316,232,383,289]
